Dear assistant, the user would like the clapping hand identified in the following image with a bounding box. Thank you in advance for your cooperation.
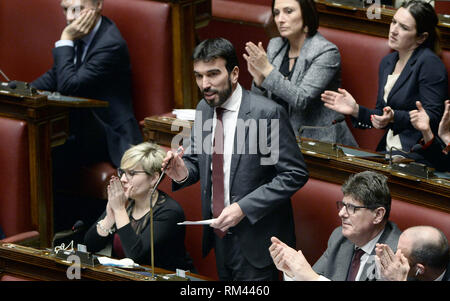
[243,41,273,86]
[409,101,434,143]
[321,88,359,118]
[375,243,409,281]
[269,236,320,281]
[107,176,128,212]
[438,100,450,145]
[371,106,394,129]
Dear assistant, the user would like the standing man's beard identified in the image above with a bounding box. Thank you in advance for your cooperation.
[202,77,233,108]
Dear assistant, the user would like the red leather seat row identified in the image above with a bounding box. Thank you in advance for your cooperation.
[0,117,32,238]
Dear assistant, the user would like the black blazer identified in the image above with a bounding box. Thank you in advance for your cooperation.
[353,46,448,153]
[32,16,142,167]
[174,89,309,268]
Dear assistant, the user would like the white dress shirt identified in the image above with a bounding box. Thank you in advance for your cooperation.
[211,84,242,210]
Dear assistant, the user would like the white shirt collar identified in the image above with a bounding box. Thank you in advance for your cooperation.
[219,83,242,113]
[435,269,446,281]
[358,228,384,255]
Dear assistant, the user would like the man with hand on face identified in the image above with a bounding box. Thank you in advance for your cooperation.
[32,0,141,169]
[32,0,141,232]
[162,38,309,280]
[270,171,401,281]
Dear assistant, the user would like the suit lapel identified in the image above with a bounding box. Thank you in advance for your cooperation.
[290,36,312,85]
[83,16,109,61]
[387,48,422,103]
[202,105,214,185]
[335,240,354,280]
[229,91,250,195]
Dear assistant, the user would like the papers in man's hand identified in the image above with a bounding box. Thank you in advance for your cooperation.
[172,109,196,121]
[97,256,137,268]
[177,219,216,226]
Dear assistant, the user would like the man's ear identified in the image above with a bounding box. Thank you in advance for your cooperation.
[95,0,103,13]
[230,66,239,85]
[373,207,386,225]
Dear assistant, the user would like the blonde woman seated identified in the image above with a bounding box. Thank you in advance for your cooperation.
[84,142,194,272]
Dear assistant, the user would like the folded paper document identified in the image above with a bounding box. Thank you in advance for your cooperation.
[177,219,216,226]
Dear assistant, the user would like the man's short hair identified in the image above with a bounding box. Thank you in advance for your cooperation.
[341,171,391,219]
[410,228,450,271]
[192,38,239,74]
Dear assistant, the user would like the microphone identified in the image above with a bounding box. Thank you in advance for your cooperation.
[71,220,85,232]
[332,115,346,124]
[148,146,183,279]
[299,115,346,136]
[388,146,434,179]
[0,68,10,82]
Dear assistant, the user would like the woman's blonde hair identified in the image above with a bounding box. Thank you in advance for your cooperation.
[120,142,166,176]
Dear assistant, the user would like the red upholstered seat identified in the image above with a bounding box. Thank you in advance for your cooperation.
[0,117,32,238]
[319,27,390,151]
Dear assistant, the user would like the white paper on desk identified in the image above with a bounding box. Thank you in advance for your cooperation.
[172,109,196,121]
[177,219,216,225]
[97,256,136,268]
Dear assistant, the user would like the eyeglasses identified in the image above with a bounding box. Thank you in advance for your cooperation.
[117,168,149,180]
[336,201,372,215]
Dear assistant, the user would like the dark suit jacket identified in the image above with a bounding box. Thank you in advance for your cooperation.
[353,46,448,153]
[32,16,142,167]
[312,221,401,281]
[174,89,309,268]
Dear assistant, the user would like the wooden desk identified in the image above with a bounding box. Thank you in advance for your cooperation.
[0,90,107,248]
[143,115,450,212]
[0,242,210,281]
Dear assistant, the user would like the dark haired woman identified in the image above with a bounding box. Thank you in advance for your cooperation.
[244,0,357,146]
[321,0,448,159]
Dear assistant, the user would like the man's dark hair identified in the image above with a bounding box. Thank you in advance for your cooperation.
[341,171,391,219]
[410,228,450,271]
[192,38,239,74]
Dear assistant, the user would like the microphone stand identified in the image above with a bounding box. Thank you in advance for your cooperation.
[148,147,183,280]
[148,172,164,279]
[388,146,434,179]
[298,117,346,158]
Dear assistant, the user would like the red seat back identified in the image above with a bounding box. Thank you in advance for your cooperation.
[0,117,32,237]
[320,26,390,150]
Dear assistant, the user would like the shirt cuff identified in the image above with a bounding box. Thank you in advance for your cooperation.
[55,40,74,48]
[318,275,331,281]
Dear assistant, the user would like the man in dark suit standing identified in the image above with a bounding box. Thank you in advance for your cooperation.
[32,0,141,232]
[32,0,141,168]
[163,38,309,280]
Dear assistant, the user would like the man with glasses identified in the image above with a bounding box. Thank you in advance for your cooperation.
[269,171,401,280]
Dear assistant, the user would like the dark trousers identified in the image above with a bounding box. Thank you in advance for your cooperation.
[214,232,279,281]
